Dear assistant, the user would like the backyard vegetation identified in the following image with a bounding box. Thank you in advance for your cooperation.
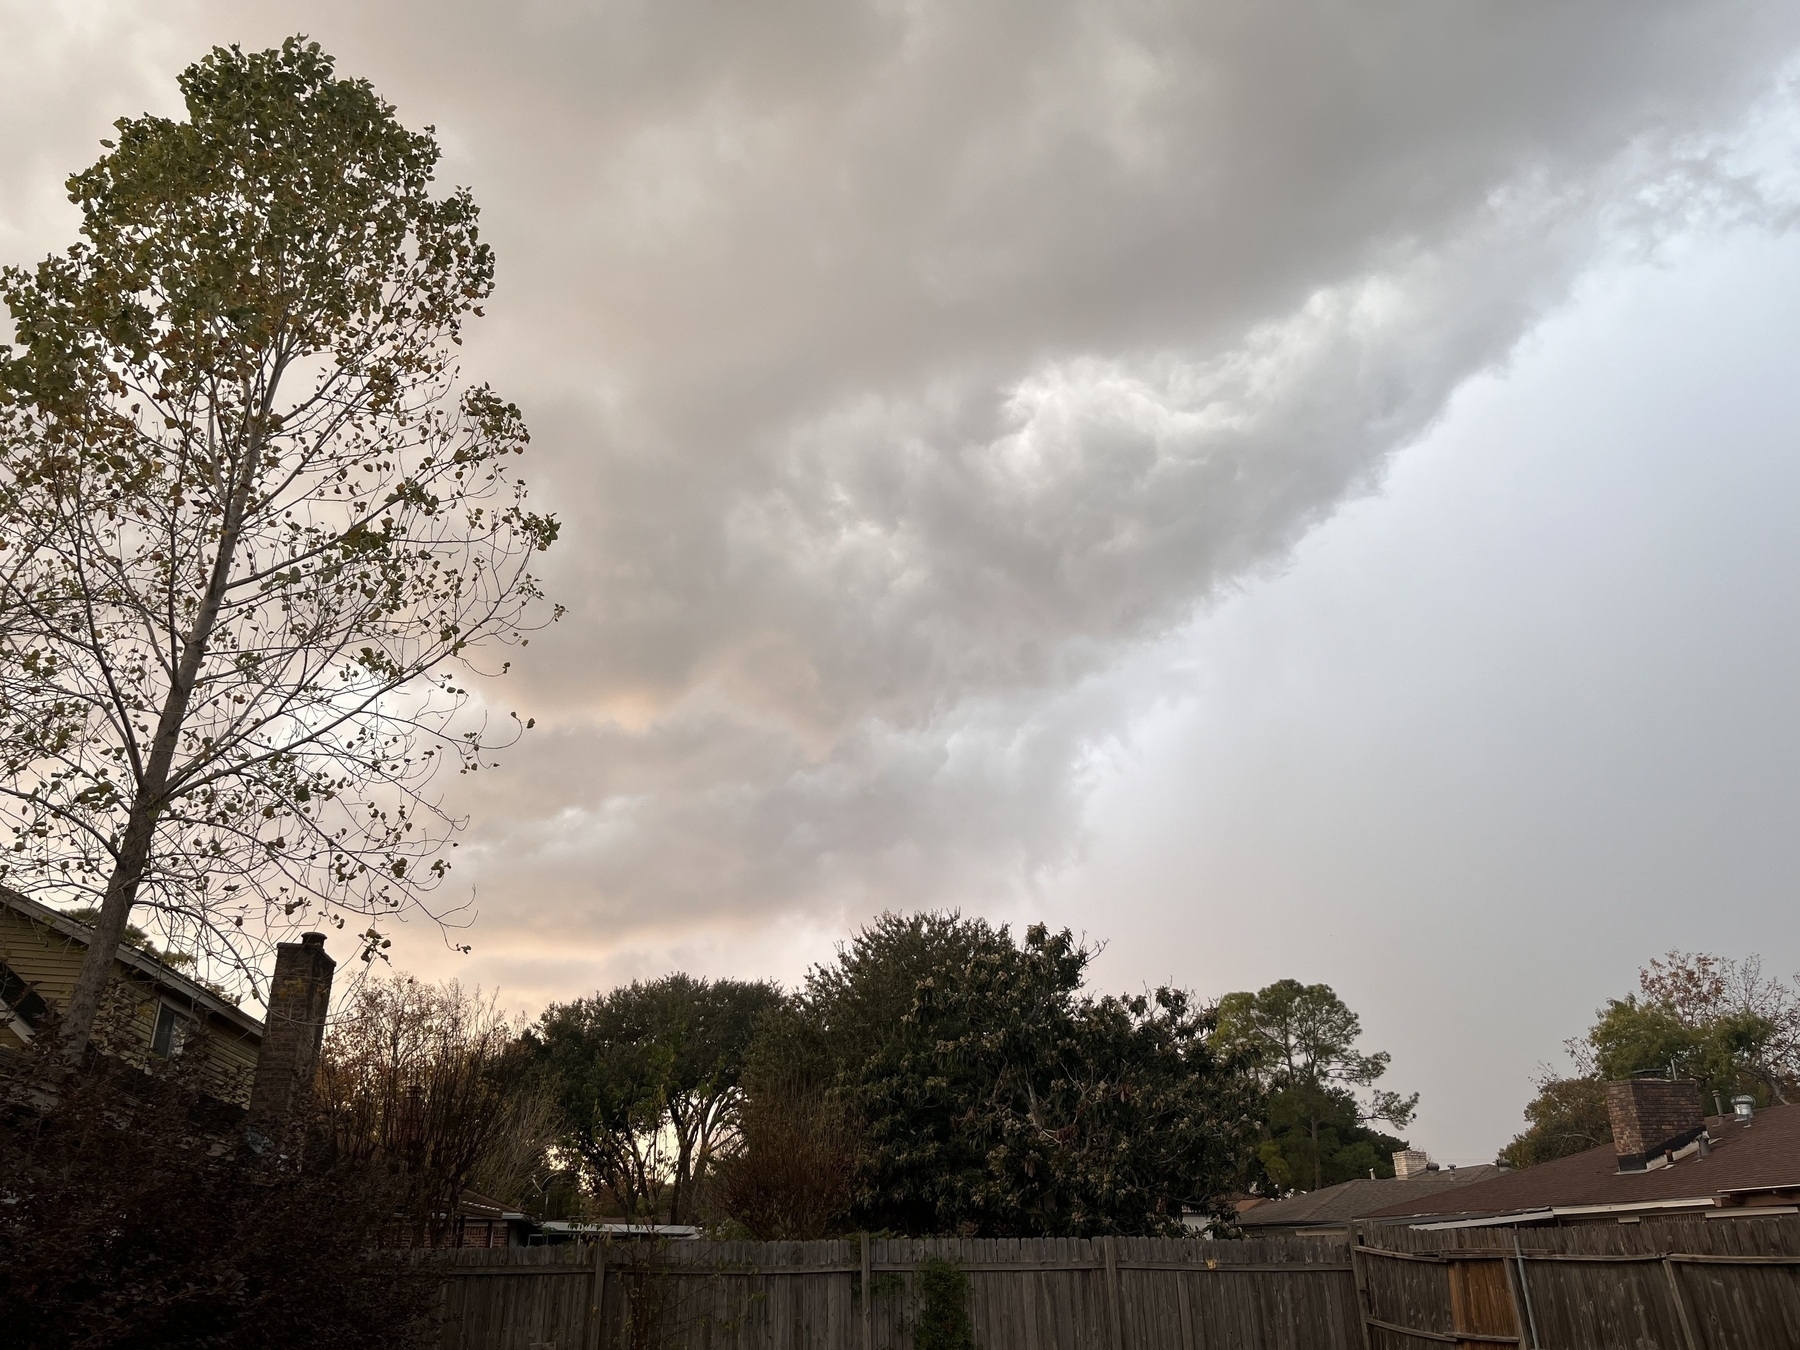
[524,912,1418,1237]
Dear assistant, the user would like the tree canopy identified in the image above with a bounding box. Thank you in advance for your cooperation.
[0,39,556,1052]
[531,974,783,1223]
[1213,979,1417,1192]
[748,912,1263,1236]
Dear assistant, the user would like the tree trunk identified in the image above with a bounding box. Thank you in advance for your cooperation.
[56,431,262,1057]
[668,1120,694,1224]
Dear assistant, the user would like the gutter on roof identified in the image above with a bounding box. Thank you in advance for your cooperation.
[0,887,264,1040]
[1716,1183,1800,1205]
[1408,1195,1733,1231]
[1409,1211,1554,1232]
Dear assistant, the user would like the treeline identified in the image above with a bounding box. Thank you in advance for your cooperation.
[519,911,1418,1236]
[0,910,1417,1347]
[1503,950,1799,1167]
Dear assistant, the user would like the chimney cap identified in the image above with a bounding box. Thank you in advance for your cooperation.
[300,932,326,949]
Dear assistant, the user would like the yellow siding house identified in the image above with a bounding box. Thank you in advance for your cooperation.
[0,886,262,1106]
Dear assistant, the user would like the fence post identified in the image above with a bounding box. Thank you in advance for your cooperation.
[862,1233,875,1350]
[1346,1223,1375,1350]
[1103,1236,1125,1350]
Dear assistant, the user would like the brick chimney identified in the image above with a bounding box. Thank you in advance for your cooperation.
[248,932,335,1134]
[1606,1076,1704,1172]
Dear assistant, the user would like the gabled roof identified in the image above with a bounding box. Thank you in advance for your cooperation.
[1239,1165,1509,1229]
[0,886,263,1040]
[1368,1105,1800,1222]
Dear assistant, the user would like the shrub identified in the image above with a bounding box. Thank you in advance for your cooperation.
[912,1257,977,1350]
[712,1076,855,1238]
[0,1047,437,1350]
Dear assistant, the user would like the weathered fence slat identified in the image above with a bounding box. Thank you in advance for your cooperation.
[584,1239,605,1350]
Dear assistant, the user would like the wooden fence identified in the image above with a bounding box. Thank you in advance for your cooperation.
[433,1214,1800,1350]
[1352,1214,1800,1350]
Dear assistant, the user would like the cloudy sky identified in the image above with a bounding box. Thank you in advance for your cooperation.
[5,1,1800,1161]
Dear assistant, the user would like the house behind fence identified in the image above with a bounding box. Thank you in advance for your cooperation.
[431,1212,1800,1350]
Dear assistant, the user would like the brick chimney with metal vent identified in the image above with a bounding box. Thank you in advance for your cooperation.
[247,932,334,1134]
[1606,1076,1704,1172]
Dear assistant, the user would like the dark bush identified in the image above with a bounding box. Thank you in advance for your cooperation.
[712,1075,856,1238]
[0,1047,437,1350]
[912,1257,977,1350]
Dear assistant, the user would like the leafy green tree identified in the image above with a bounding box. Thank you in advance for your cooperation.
[1254,1080,1409,1193]
[1498,1074,1611,1168]
[66,904,165,959]
[1500,950,1798,1167]
[754,912,1263,1236]
[65,901,239,1003]
[0,39,557,1055]
[1588,995,1778,1103]
[532,975,783,1222]
[1624,950,1795,1105]
[1213,979,1417,1192]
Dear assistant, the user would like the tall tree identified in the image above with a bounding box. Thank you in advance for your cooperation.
[532,975,783,1223]
[1214,979,1417,1192]
[750,912,1263,1236]
[0,40,558,1054]
[1633,950,1796,1105]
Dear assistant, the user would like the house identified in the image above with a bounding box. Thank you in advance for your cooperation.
[1369,1076,1800,1229]
[0,888,548,1248]
[1229,1153,1509,1238]
[0,884,333,1128]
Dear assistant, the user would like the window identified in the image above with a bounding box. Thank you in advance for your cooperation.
[0,958,49,1041]
[151,1002,195,1058]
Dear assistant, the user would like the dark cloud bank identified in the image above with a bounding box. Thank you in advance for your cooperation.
[4,2,1799,998]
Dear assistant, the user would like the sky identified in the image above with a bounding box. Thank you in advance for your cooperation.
[4,2,1800,1163]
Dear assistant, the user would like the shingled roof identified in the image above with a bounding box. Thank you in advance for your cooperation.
[1237,1165,1509,1232]
[1368,1104,1800,1225]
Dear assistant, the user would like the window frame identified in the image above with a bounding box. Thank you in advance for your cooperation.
[151,1000,198,1058]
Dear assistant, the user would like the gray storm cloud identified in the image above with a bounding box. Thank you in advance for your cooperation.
[4,1,1799,996]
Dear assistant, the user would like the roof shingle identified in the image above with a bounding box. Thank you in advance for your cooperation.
[1239,1165,1508,1228]
[1368,1105,1800,1221]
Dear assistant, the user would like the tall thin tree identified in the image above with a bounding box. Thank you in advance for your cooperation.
[0,39,558,1054]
